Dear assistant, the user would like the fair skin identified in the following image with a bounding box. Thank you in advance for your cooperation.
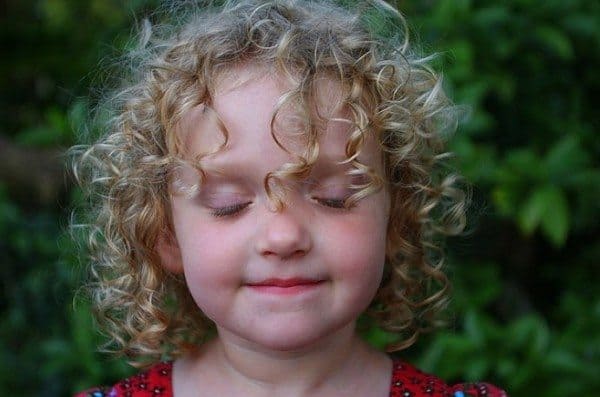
[158,65,392,397]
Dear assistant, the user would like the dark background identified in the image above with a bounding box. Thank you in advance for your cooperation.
[1,0,598,395]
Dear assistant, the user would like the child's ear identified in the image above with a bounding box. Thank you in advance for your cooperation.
[156,231,184,274]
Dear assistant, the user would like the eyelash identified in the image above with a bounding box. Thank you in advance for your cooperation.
[210,202,251,217]
[209,196,352,217]
[315,197,350,209]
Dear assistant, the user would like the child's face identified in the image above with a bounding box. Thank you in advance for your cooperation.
[160,65,390,352]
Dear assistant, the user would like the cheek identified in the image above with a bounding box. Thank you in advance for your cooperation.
[322,210,388,284]
[173,222,243,318]
[172,216,242,284]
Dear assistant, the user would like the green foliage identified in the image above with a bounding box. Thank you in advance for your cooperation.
[1,0,598,395]
[396,1,600,394]
[410,262,600,396]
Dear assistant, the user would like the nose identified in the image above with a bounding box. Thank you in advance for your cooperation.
[255,205,312,260]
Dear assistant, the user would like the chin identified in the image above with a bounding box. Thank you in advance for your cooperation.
[243,321,352,353]
[252,334,325,353]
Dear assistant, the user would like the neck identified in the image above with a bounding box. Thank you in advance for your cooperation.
[185,323,388,397]
[220,323,356,387]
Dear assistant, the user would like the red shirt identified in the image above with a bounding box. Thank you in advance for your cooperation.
[76,360,507,396]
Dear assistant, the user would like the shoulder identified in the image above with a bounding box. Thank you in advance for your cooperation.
[74,362,173,397]
[390,360,508,397]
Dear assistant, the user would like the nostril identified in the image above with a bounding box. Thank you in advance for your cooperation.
[260,248,307,260]
[255,206,313,258]
[285,249,308,260]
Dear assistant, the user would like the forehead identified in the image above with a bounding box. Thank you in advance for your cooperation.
[176,64,381,169]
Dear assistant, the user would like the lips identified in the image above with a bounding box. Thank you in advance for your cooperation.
[248,278,322,287]
[246,278,325,295]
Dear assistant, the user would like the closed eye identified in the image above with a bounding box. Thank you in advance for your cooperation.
[314,197,350,209]
[210,202,251,217]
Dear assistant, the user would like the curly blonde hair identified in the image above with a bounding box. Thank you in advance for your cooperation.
[72,0,465,364]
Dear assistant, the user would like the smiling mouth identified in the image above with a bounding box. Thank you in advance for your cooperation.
[246,278,325,294]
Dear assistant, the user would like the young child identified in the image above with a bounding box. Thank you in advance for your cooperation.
[73,1,507,396]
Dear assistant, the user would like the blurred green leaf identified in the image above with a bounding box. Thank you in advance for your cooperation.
[40,0,71,29]
[518,184,569,246]
[540,189,569,246]
[15,107,70,147]
[534,25,574,59]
